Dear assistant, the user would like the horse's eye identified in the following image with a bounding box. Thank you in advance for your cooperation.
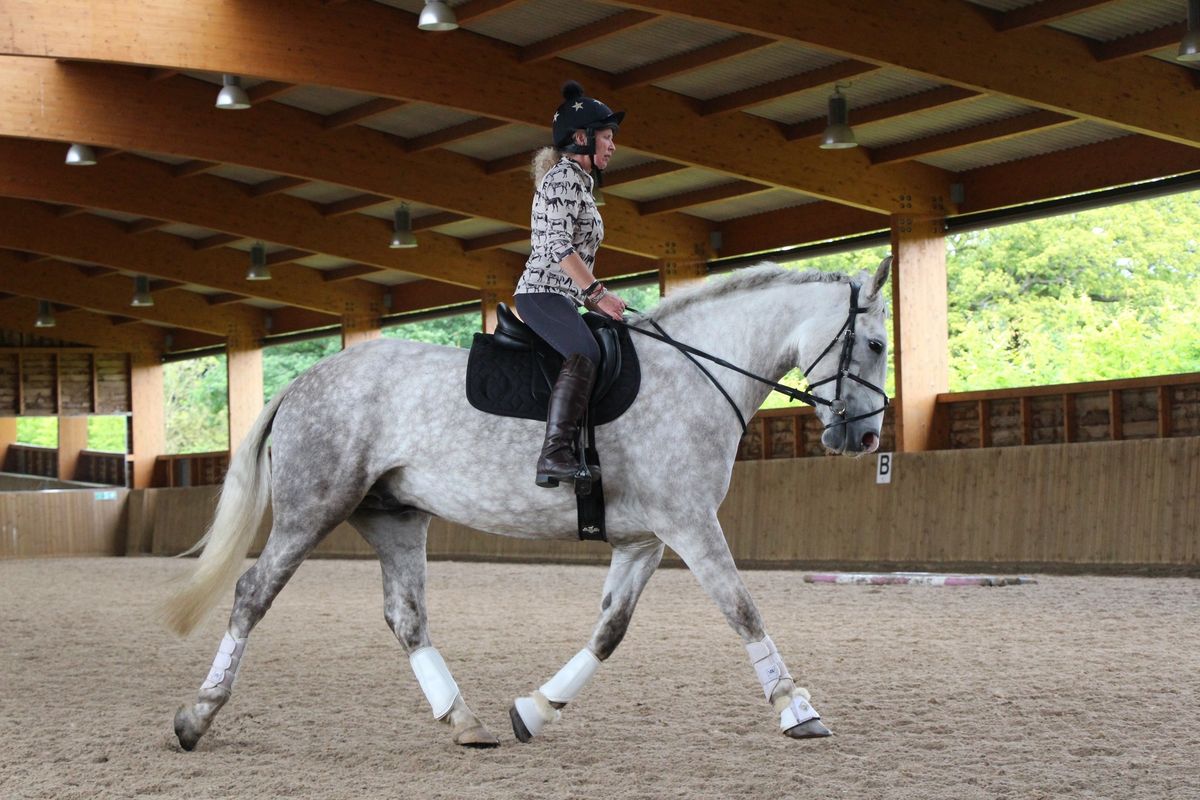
[868,339,884,354]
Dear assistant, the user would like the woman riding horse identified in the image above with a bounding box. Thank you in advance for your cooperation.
[515,80,628,488]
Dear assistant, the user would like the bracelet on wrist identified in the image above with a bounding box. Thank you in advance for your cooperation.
[582,280,601,297]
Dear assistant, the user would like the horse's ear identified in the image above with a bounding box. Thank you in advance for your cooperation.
[866,255,892,300]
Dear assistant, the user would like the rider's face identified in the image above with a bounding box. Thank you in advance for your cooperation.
[592,128,616,170]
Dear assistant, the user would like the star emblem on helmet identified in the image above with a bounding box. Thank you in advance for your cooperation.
[572,101,584,111]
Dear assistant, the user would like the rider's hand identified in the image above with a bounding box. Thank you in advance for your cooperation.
[590,290,626,321]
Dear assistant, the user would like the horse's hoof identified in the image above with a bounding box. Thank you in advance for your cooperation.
[173,706,202,751]
[454,724,500,748]
[784,718,832,739]
[509,704,533,743]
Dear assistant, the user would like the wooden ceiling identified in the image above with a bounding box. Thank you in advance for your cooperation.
[1,0,1199,354]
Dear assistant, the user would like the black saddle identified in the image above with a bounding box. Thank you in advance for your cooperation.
[466,303,640,425]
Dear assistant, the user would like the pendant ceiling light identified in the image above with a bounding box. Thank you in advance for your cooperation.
[65,143,97,166]
[246,241,271,280]
[131,275,154,307]
[1179,0,1200,62]
[389,205,418,249]
[215,74,252,110]
[35,300,56,328]
[819,87,858,150]
[418,0,458,31]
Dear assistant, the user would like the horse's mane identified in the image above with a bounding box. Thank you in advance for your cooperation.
[635,263,862,322]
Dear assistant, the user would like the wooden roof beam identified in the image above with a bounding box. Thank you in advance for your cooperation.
[461,229,527,252]
[700,60,880,117]
[484,149,540,175]
[1088,22,1185,63]
[0,295,166,352]
[323,98,407,131]
[783,85,981,141]
[0,197,385,316]
[609,35,774,91]
[0,252,265,336]
[125,217,171,234]
[603,160,688,187]
[991,0,1124,32]
[604,0,1200,148]
[0,139,515,291]
[455,0,527,24]
[404,118,510,153]
[172,159,221,178]
[717,201,887,258]
[0,2,946,214]
[868,110,1079,165]
[246,176,311,198]
[247,81,298,103]
[637,180,772,216]
[519,10,658,64]
[316,193,392,217]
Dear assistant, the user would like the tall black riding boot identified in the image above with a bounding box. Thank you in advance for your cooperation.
[535,353,597,488]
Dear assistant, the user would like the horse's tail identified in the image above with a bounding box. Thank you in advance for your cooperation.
[162,382,292,637]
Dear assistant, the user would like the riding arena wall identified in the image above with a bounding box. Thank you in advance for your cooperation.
[3,436,1196,573]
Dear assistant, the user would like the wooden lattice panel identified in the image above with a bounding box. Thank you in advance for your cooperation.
[1028,395,1064,445]
[1171,386,1200,436]
[94,354,130,414]
[19,353,56,414]
[0,354,18,414]
[58,353,94,415]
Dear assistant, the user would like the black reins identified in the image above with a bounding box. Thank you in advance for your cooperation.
[613,281,889,436]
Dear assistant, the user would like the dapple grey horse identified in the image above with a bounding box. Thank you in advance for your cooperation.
[165,258,891,749]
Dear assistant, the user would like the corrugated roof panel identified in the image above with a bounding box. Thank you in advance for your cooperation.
[562,16,737,74]
[358,201,452,222]
[1046,0,1182,41]
[917,121,1131,172]
[444,124,547,160]
[271,85,378,116]
[280,182,367,205]
[206,164,284,185]
[656,43,848,101]
[855,96,1040,149]
[685,189,820,223]
[240,298,288,310]
[605,168,743,203]
[434,219,522,239]
[87,209,143,224]
[359,270,423,286]
[129,150,189,166]
[359,103,479,138]
[295,255,359,270]
[157,223,229,240]
[962,0,1034,11]
[180,284,222,296]
[466,0,620,46]
[747,70,944,125]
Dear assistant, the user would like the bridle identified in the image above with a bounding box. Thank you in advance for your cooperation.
[615,281,890,437]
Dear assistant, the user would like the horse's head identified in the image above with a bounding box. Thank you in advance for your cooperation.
[807,256,891,456]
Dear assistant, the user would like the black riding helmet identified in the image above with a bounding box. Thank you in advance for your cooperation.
[552,80,625,157]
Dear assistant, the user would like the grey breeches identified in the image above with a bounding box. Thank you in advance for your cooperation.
[514,292,600,364]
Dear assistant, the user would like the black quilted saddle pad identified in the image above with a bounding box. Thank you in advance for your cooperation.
[465,325,640,425]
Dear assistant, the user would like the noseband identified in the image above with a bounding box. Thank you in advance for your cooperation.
[799,282,890,431]
[616,281,890,435]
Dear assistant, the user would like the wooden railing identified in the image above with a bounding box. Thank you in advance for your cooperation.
[75,450,131,486]
[152,451,231,488]
[936,372,1200,449]
[3,443,57,477]
[736,405,897,460]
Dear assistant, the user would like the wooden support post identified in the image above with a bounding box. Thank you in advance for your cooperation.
[227,335,264,456]
[1019,396,1032,445]
[890,214,948,451]
[341,313,382,349]
[978,400,992,447]
[1109,389,1123,440]
[481,270,516,334]
[57,415,88,481]
[129,352,165,489]
[658,257,706,296]
[0,417,16,470]
[1158,385,1172,438]
[1063,394,1076,443]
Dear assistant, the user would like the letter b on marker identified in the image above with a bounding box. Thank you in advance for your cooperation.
[876,453,892,484]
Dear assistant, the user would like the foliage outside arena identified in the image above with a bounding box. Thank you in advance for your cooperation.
[15,190,1200,450]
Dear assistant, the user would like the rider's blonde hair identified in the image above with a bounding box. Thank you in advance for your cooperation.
[530,146,561,186]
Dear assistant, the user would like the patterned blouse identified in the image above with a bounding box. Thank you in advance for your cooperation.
[514,157,604,300]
